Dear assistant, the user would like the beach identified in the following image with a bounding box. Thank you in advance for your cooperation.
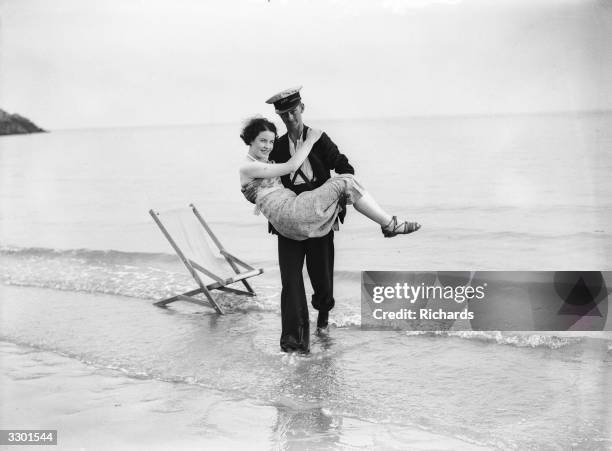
[1,113,612,449]
[2,339,496,451]
[2,285,610,450]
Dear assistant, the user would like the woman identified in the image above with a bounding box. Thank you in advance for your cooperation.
[239,117,420,240]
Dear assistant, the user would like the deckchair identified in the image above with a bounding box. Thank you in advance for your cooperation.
[149,204,263,314]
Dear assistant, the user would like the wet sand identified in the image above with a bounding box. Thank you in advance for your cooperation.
[0,340,490,450]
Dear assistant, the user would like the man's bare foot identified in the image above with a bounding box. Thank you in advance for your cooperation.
[315,326,330,337]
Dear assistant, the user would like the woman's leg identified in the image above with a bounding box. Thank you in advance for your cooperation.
[352,190,421,236]
[353,192,393,226]
[310,174,420,236]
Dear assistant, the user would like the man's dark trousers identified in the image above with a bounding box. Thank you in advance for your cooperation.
[278,231,335,352]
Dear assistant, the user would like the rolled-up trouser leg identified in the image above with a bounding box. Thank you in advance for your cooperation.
[278,234,310,353]
[305,231,335,327]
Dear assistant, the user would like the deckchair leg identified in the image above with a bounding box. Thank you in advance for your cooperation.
[154,287,224,314]
[217,286,256,296]
[175,294,213,308]
[240,279,255,294]
[199,287,225,314]
[154,288,205,307]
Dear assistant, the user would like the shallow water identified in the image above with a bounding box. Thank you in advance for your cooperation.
[1,112,612,448]
[1,284,611,450]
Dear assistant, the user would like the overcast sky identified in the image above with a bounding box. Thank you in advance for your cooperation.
[1,0,610,129]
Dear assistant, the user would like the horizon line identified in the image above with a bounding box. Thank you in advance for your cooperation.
[43,108,612,133]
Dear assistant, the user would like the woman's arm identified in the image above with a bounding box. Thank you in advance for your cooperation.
[240,129,322,179]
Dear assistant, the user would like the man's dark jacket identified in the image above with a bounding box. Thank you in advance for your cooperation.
[268,125,354,235]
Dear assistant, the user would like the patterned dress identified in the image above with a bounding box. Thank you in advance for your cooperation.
[241,174,365,241]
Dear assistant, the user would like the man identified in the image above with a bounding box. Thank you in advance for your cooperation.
[265,86,354,353]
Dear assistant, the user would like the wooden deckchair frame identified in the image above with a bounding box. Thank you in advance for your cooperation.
[149,204,263,314]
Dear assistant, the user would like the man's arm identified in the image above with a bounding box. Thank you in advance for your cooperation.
[312,132,354,225]
[316,132,354,175]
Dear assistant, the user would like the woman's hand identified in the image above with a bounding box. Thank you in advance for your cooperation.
[304,128,323,145]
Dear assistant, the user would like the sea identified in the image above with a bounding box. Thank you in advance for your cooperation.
[1,112,611,449]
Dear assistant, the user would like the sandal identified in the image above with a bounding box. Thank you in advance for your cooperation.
[381,216,421,238]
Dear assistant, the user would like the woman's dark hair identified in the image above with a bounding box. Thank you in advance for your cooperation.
[240,117,277,145]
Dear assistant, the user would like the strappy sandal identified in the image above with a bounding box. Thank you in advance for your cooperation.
[381,216,421,238]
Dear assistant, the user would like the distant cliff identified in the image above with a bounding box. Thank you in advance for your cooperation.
[0,109,46,135]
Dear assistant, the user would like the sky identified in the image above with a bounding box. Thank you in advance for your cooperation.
[0,0,611,129]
